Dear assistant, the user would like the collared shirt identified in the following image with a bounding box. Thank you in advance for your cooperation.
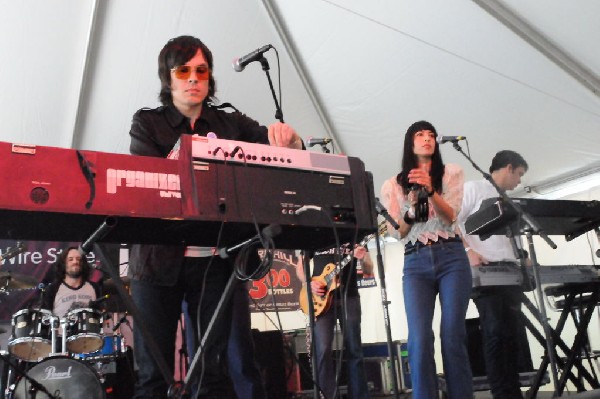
[457,179,518,262]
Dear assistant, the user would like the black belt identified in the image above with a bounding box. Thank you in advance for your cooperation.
[404,236,462,255]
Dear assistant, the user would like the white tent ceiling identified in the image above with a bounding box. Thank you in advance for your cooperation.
[2,0,600,201]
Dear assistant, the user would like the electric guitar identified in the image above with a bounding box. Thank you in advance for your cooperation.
[299,223,386,317]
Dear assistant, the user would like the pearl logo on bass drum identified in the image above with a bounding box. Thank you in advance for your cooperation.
[42,365,74,380]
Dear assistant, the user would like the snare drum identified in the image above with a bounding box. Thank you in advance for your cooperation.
[66,308,104,354]
[8,308,53,361]
[11,356,105,399]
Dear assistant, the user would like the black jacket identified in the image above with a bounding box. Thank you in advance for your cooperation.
[128,103,269,285]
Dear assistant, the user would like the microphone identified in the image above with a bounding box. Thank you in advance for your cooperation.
[79,217,117,255]
[218,224,282,259]
[232,45,273,72]
[436,135,466,144]
[0,241,27,262]
[89,294,109,308]
[306,137,332,147]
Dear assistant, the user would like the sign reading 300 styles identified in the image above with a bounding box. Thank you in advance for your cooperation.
[248,249,304,313]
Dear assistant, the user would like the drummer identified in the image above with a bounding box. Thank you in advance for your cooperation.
[41,246,102,326]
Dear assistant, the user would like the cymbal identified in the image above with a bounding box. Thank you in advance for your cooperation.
[0,271,38,290]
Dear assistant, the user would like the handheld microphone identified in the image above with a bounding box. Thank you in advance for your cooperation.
[306,137,332,147]
[436,135,466,144]
[232,45,273,72]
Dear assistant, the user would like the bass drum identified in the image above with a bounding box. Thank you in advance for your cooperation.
[11,356,105,399]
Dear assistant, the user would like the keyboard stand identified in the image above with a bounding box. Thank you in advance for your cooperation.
[519,283,600,397]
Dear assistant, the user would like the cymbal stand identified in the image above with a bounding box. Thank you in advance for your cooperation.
[448,140,560,393]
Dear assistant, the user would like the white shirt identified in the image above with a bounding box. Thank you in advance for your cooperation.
[457,179,518,262]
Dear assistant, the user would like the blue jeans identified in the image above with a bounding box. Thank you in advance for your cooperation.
[313,295,370,399]
[132,256,233,399]
[403,241,473,399]
[474,286,531,399]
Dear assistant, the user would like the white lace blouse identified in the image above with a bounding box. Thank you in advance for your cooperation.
[380,163,464,245]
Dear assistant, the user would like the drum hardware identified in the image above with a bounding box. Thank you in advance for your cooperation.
[0,272,38,291]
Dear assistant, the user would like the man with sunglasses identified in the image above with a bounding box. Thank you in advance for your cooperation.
[128,35,303,399]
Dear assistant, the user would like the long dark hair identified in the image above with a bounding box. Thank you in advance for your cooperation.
[158,35,216,106]
[396,120,445,195]
[54,246,91,282]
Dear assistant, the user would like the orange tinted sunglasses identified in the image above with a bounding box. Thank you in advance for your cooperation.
[170,65,210,80]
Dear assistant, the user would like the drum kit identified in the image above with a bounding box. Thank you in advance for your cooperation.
[0,274,133,399]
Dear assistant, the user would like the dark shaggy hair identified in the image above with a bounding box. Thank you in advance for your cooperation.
[54,246,91,282]
[158,35,216,106]
[489,150,528,174]
[396,120,445,195]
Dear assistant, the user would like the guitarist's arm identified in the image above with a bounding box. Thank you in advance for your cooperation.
[358,247,374,276]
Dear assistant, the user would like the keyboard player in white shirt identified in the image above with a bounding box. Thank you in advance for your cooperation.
[457,150,533,399]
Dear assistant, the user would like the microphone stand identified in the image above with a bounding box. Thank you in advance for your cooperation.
[448,140,561,393]
[301,250,321,399]
[373,201,401,398]
[258,56,284,123]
